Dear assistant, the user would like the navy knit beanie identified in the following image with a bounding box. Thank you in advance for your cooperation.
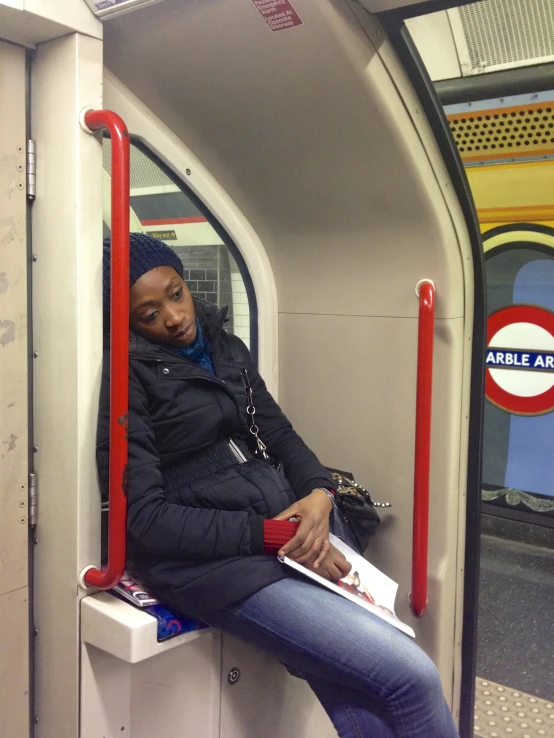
[103,232,185,313]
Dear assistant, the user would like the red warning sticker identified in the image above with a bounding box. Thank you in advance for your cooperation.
[251,0,303,33]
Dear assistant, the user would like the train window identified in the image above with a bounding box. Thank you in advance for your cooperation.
[102,138,255,352]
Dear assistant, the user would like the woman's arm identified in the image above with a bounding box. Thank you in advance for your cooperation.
[96,360,269,561]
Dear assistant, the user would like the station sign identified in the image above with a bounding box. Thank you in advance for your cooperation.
[486,304,554,415]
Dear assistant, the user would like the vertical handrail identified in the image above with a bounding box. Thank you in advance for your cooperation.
[411,279,435,618]
[80,110,130,591]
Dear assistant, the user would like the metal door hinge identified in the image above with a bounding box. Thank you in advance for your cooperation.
[26,140,36,200]
[29,472,37,527]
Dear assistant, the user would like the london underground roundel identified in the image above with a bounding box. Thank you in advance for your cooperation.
[486,304,554,415]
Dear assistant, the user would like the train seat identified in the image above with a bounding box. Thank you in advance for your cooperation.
[81,592,210,663]
[80,593,222,738]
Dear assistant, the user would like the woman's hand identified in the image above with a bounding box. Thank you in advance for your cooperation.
[273,488,333,567]
[305,544,351,581]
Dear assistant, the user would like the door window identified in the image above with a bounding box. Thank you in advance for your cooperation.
[103,139,255,352]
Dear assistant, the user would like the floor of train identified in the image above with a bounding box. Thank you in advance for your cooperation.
[474,531,554,738]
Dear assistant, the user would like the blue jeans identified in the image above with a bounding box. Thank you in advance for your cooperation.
[205,577,459,738]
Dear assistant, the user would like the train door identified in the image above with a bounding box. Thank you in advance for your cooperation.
[406,3,554,735]
[0,39,31,738]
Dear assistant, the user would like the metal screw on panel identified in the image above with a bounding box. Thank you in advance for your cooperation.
[19,500,25,508]
[17,164,24,172]
[33,446,38,452]
[162,367,170,375]
[32,255,38,262]
[228,668,240,685]
[33,352,38,358]
[16,145,23,154]
[17,182,24,190]
[186,168,191,175]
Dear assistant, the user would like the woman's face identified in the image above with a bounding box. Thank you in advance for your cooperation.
[129,266,197,347]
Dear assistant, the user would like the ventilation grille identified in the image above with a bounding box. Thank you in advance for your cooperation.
[447,100,554,162]
[458,0,554,72]
[103,139,176,190]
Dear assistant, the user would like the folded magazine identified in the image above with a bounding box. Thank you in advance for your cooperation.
[279,534,415,638]
[112,572,207,642]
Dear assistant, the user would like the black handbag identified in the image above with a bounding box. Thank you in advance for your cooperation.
[326,468,390,553]
[238,367,390,553]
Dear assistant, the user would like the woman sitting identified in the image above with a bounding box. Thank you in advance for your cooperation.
[97,232,459,738]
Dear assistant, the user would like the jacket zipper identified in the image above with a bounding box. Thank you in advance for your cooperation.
[133,346,257,468]
[228,438,247,464]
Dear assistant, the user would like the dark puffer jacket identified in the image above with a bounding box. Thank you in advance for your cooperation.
[96,301,333,618]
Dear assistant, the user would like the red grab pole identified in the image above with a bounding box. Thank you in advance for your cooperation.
[82,110,130,590]
[411,280,435,618]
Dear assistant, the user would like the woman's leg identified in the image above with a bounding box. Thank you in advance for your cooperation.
[306,674,396,738]
[204,576,459,738]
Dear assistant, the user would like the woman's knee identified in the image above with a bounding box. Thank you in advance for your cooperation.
[395,646,444,701]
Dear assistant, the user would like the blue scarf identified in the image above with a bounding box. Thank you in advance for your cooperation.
[169,318,214,375]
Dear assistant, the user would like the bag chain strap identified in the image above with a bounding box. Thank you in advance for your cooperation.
[240,368,271,463]
[331,472,391,509]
